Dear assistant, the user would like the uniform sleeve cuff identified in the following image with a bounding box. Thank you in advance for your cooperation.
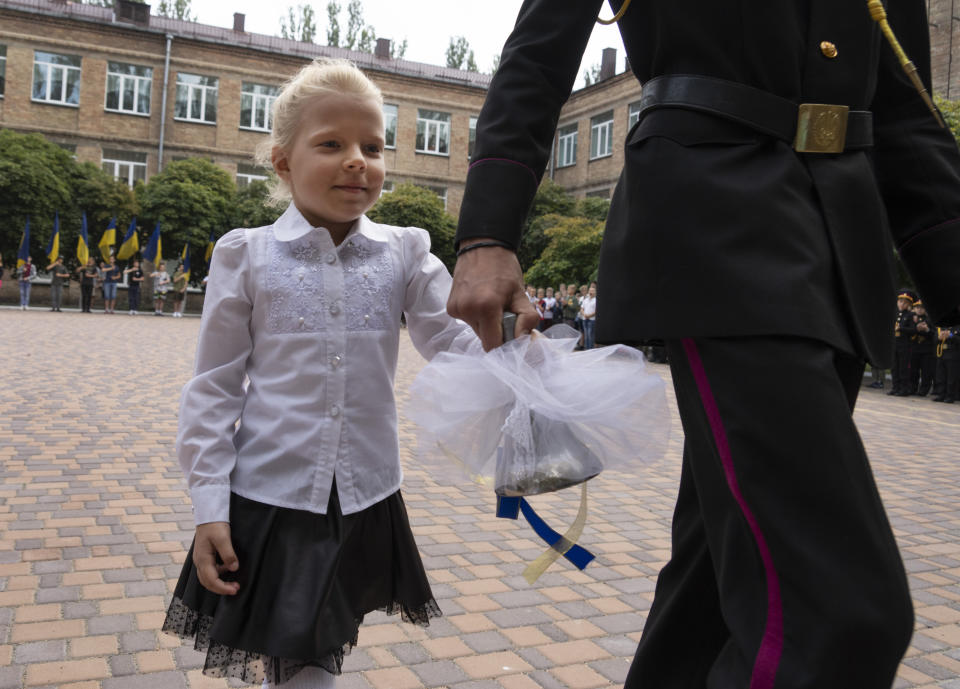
[190,483,231,525]
[899,218,960,325]
[455,159,541,249]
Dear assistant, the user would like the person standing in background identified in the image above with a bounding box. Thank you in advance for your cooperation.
[151,261,171,316]
[580,285,597,349]
[124,260,144,315]
[171,263,188,318]
[910,300,937,395]
[17,256,35,310]
[76,257,99,313]
[46,256,70,312]
[101,256,121,314]
[890,291,917,396]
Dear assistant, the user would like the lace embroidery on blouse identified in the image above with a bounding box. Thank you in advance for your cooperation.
[266,231,328,334]
[340,238,395,331]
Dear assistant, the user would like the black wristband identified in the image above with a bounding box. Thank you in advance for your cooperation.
[455,239,515,257]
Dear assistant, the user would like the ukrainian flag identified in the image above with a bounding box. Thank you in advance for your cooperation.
[181,244,191,283]
[117,217,139,260]
[77,212,90,266]
[16,217,30,269]
[99,218,117,261]
[143,223,162,266]
[46,213,60,263]
[205,230,215,263]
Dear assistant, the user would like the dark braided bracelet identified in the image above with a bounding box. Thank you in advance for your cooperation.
[455,239,515,257]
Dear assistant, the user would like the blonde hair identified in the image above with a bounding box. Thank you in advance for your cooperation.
[255,58,383,206]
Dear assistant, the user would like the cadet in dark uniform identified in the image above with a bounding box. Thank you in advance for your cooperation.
[447,1,960,687]
[933,326,960,402]
[890,290,918,395]
[910,299,938,395]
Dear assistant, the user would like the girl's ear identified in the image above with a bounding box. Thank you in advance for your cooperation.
[271,146,291,182]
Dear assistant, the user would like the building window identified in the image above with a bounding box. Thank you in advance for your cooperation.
[102,149,147,187]
[628,101,642,130]
[105,62,152,116]
[468,116,478,159]
[556,123,578,168]
[237,163,268,187]
[0,45,6,97]
[415,109,450,155]
[240,83,278,132]
[590,111,614,160]
[424,184,447,209]
[175,73,218,124]
[586,188,610,199]
[380,180,395,196]
[383,104,398,149]
[32,51,81,106]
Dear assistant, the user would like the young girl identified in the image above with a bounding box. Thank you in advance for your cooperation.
[151,261,170,315]
[170,262,187,317]
[162,58,477,688]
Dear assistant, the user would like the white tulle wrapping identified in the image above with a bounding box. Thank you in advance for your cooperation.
[407,325,670,495]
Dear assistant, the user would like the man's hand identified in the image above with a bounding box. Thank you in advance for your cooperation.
[193,522,240,595]
[447,241,539,351]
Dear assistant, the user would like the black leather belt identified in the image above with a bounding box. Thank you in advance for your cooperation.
[638,75,873,153]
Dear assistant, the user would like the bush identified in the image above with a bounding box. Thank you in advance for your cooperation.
[367,184,457,270]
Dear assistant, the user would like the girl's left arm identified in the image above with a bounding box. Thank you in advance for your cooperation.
[403,228,482,359]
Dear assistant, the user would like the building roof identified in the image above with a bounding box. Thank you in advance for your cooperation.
[1,0,493,90]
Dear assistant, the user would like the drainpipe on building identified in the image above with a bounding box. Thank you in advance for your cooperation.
[158,33,173,174]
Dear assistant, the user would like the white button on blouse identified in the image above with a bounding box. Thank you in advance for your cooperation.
[177,204,480,525]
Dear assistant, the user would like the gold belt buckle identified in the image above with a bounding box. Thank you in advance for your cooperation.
[794,103,850,154]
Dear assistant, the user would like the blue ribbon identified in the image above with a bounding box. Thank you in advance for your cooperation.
[496,495,595,570]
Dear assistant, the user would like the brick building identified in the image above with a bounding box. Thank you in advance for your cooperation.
[0,0,643,217]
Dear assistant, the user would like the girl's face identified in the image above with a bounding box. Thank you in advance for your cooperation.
[272,93,386,237]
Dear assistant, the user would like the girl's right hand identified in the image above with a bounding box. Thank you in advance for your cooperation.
[193,522,240,595]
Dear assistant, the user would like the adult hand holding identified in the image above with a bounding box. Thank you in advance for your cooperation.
[193,521,240,595]
[447,240,539,351]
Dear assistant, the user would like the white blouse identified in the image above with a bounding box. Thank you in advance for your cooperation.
[177,204,479,525]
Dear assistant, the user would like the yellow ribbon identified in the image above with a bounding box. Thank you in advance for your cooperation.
[522,482,591,584]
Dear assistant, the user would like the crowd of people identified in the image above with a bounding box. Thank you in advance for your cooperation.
[1,250,191,317]
[873,290,960,403]
[526,281,598,348]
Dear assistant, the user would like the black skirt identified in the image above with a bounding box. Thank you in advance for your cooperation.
[162,488,440,685]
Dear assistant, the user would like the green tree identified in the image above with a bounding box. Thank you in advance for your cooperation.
[0,130,137,270]
[231,180,284,230]
[935,95,960,144]
[325,1,340,45]
[575,196,611,222]
[490,53,501,75]
[524,215,604,288]
[281,3,317,42]
[517,179,577,271]
[446,36,477,71]
[139,158,235,281]
[156,0,195,21]
[391,38,408,59]
[583,63,601,86]
[344,0,375,51]
[367,184,457,270]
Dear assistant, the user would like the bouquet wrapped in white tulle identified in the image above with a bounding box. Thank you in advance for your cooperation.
[408,324,670,496]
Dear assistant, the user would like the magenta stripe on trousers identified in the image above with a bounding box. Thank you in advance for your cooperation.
[681,338,784,689]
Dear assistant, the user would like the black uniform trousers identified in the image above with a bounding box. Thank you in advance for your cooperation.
[891,338,913,394]
[910,343,937,395]
[934,348,960,401]
[626,336,913,689]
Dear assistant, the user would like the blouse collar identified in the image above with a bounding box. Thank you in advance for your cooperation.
[273,203,388,245]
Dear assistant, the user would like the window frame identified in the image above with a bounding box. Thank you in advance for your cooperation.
[104,61,153,117]
[589,110,614,160]
[628,101,642,131]
[0,45,7,98]
[236,163,269,188]
[556,123,578,168]
[32,50,82,107]
[468,115,479,160]
[101,150,148,188]
[415,109,451,156]
[174,72,219,125]
[383,104,398,149]
[239,82,278,132]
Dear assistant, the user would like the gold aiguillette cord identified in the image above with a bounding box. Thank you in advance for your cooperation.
[597,0,632,25]
[867,0,945,128]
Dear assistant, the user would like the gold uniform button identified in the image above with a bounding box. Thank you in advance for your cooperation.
[820,41,838,59]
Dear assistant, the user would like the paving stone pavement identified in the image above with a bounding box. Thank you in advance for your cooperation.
[1,307,959,689]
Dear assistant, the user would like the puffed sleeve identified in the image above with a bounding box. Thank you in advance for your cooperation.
[176,229,253,525]
[402,227,482,359]
[871,0,960,326]
[455,0,605,249]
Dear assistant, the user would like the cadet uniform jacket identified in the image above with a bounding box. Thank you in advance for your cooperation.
[456,0,960,367]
